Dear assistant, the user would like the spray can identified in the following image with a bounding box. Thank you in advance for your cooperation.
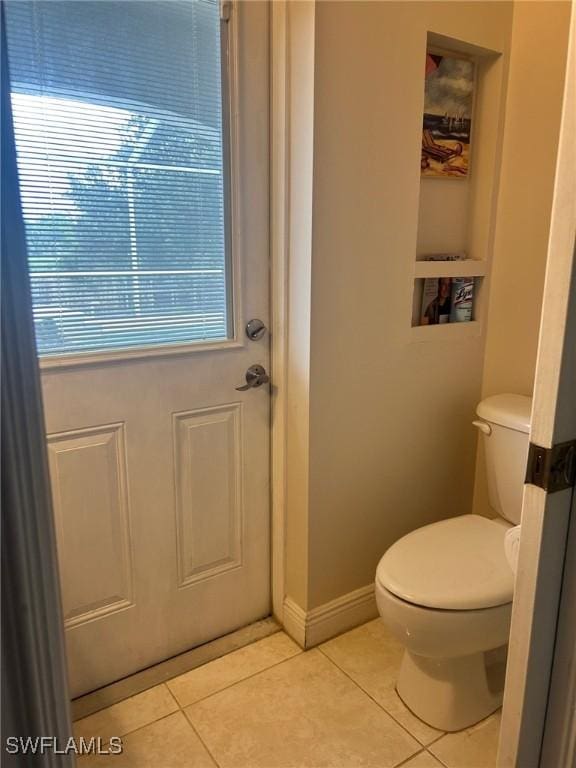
[450,277,474,322]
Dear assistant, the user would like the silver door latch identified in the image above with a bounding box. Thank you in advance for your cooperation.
[236,364,270,391]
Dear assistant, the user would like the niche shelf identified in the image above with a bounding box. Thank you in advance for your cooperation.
[411,269,486,332]
[411,319,482,343]
[414,260,487,279]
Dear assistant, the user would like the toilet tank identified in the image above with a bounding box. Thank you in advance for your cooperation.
[475,394,532,524]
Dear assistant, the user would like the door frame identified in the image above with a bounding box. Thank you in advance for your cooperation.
[270,0,316,621]
[270,0,288,621]
[496,0,575,764]
[1,3,74,759]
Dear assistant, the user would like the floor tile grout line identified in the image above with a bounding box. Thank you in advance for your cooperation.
[163,681,182,712]
[392,746,428,767]
[78,706,222,762]
[426,732,448,748]
[168,647,305,710]
[427,749,451,768]
[182,708,222,768]
[317,646,440,750]
[106,708,222,765]
[425,748,449,767]
[79,709,182,745]
[75,682,180,730]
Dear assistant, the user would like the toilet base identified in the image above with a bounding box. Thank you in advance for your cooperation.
[397,646,507,732]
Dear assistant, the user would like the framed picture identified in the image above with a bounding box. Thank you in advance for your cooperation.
[421,52,475,179]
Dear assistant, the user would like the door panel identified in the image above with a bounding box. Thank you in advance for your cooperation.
[48,423,134,627]
[7,0,270,697]
[173,403,244,586]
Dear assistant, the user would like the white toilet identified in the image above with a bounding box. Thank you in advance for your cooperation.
[375,393,532,732]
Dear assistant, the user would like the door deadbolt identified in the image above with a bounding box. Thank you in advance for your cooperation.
[245,318,267,341]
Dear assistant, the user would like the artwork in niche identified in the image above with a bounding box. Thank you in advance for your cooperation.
[421,53,475,178]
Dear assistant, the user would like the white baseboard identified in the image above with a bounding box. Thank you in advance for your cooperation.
[282,598,307,647]
[283,584,378,649]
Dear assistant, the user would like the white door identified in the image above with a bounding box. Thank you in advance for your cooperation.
[5,0,270,697]
[498,3,576,765]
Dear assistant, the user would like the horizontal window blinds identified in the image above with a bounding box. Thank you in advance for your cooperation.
[5,0,230,355]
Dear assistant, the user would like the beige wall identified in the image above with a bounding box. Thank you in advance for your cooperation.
[282,0,570,614]
[473,1,570,517]
[304,1,514,609]
[481,1,570,400]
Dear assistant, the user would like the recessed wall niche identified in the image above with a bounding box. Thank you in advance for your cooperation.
[411,32,505,338]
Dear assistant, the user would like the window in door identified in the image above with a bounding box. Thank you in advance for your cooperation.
[5,0,232,355]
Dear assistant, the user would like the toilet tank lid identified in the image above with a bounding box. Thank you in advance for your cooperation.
[476,394,532,433]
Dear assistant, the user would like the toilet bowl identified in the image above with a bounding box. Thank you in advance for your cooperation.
[376,515,513,731]
[375,394,532,732]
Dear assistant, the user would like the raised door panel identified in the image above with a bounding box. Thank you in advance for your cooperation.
[174,403,243,587]
[47,423,134,627]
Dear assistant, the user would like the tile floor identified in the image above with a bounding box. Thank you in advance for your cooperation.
[76,619,501,768]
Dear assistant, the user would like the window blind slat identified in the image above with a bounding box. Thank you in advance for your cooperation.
[5,0,230,355]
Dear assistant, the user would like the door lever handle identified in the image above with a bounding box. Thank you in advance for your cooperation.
[236,364,270,391]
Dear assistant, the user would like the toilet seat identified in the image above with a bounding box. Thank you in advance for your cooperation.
[376,514,514,610]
